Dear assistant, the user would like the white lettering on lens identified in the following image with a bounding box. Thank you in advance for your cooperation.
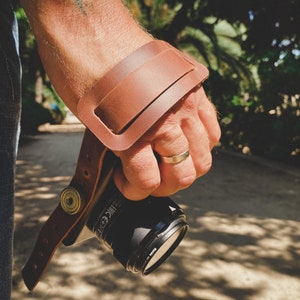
[96,204,117,235]
[149,248,157,257]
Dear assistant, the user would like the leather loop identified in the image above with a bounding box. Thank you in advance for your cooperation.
[78,65,208,151]
[77,41,169,108]
[94,49,194,132]
[77,40,209,150]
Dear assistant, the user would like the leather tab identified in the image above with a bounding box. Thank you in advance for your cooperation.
[22,131,110,290]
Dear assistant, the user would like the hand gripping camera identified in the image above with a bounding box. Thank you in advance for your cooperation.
[61,149,189,275]
[22,40,208,290]
[22,132,188,290]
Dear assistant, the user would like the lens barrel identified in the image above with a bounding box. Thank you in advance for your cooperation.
[87,182,188,275]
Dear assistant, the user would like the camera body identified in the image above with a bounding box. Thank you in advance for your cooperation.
[63,180,188,275]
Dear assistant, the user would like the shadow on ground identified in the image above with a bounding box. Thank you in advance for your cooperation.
[12,132,300,300]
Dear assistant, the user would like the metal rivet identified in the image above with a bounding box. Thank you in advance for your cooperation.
[60,186,84,215]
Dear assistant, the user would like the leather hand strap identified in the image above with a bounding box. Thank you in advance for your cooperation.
[77,40,209,150]
[22,40,209,290]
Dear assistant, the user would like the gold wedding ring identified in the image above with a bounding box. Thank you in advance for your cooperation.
[160,149,190,164]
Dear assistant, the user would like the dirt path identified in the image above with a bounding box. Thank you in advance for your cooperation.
[12,130,300,300]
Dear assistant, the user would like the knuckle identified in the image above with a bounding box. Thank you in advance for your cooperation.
[184,93,198,109]
[210,126,221,146]
[121,177,161,201]
[154,119,181,142]
[195,154,213,177]
[136,176,160,193]
[177,173,196,189]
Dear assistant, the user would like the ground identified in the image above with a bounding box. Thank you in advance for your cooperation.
[12,125,300,300]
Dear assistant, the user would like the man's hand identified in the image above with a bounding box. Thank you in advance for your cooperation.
[114,86,220,200]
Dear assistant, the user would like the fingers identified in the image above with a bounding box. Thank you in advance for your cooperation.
[197,87,221,149]
[181,116,212,178]
[114,128,196,200]
[113,143,160,200]
[113,86,221,200]
[152,123,197,196]
[152,155,196,197]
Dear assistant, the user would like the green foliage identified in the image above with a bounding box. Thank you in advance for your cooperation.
[16,7,66,134]
[126,0,299,165]
[21,92,54,134]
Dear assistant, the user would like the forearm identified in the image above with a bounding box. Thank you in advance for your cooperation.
[20,0,152,113]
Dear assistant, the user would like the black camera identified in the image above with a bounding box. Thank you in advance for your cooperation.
[86,181,188,275]
[63,178,189,275]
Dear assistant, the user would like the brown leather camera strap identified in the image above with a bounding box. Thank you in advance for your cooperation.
[22,130,110,291]
[22,40,209,290]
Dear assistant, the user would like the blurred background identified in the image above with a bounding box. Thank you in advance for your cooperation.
[15,0,299,165]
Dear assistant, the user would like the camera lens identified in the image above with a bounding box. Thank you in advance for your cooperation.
[87,182,188,275]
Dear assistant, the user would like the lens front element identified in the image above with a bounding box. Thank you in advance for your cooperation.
[143,223,187,274]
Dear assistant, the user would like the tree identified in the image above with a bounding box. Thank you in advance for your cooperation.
[126,0,299,164]
[127,0,254,86]
[205,0,300,162]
